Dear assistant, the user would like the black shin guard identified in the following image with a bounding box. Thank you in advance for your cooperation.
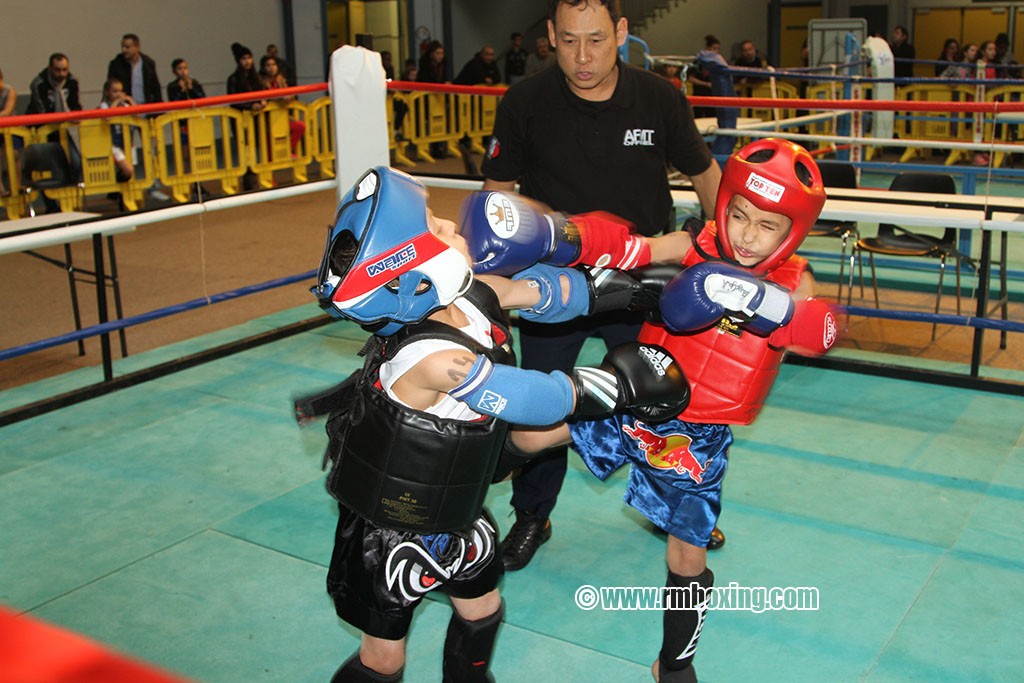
[659,567,714,682]
[442,601,505,683]
[330,652,403,683]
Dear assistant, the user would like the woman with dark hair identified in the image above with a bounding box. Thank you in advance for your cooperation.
[940,43,977,79]
[935,38,960,77]
[416,40,447,83]
[260,56,306,156]
[226,42,266,112]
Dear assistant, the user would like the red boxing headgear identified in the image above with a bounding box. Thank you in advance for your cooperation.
[714,138,826,275]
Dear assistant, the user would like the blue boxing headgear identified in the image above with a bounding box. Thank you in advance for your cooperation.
[313,167,473,336]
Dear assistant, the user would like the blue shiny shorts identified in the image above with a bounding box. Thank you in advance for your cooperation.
[569,415,731,546]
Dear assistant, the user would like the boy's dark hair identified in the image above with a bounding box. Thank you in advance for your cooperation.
[122,33,140,45]
[328,230,360,277]
[511,31,523,40]
[548,0,621,25]
[171,58,186,72]
[49,52,68,66]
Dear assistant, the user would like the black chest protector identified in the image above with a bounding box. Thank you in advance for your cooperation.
[319,283,515,534]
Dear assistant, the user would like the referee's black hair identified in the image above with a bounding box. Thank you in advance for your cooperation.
[548,0,622,25]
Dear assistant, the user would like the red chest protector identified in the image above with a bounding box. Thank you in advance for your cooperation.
[638,221,806,425]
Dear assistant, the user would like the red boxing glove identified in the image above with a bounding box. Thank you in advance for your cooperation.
[768,297,838,357]
[568,211,652,270]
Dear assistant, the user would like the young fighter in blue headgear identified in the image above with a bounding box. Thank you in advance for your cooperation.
[298,166,690,682]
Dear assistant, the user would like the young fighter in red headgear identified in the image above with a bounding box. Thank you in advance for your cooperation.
[460,138,837,682]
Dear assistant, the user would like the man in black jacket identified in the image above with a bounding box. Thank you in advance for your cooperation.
[454,46,502,85]
[107,33,162,105]
[27,53,81,114]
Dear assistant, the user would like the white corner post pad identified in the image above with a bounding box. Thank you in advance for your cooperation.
[330,45,390,199]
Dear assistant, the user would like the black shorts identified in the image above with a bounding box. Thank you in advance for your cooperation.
[326,504,503,640]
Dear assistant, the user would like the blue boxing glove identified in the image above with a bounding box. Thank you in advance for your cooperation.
[660,262,794,335]
[460,191,650,276]
[460,191,578,275]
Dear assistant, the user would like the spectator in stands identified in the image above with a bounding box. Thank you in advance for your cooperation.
[0,68,16,117]
[0,67,17,196]
[261,55,306,156]
[400,58,417,81]
[379,51,395,80]
[655,61,683,90]
[417,40,448,83]
[228,42,266,190]
[890,25,915,80]
[454,45,502,85]
[264,44,296,86]
[167,58,206,101]
[109,34,169,200]
[27,53,81,114]
[227,42,267,111]
[165,58,205,182]
[107,34,162,105]
[732,39,769,90]
[26,53,82,210]
[504,32,528,85]
[980,40,999,80]
[939,43,976,79]
[98,78,135,187]
[524,36,556,77]
[935,39,960,77]
[416,40,450,157]
[995,33,1019,79]
[688,35,722,118]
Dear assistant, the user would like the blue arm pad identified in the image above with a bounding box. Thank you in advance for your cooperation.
[449,356,576,424]
[512,264,590,324]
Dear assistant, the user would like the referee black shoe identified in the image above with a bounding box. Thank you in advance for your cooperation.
[707,525,726,550]
[500,511,551,571]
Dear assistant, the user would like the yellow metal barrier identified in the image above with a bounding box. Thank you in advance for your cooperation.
[152,106,249,202]
[460,90,500,154]
[402,91,463,162]
[1,125,33,219]
[309,96,335,178]
[388,92,416,167]
[741,80,800,123]
[77,117,151,211]
[249,100,311,188]
[27,123,84,212]
[984,85,1024,168]
[895,84,975,165]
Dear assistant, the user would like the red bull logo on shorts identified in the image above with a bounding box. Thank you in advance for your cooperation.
[622,420,708,484]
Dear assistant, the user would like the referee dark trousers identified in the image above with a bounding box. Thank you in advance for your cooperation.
[511,312,643,517]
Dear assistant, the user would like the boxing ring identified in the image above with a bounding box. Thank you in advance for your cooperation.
[1,46,1023,683]
[3,48,1024,429]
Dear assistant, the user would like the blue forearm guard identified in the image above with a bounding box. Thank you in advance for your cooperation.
[449,356,575,424]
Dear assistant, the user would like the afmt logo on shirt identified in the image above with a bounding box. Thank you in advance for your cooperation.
[366,244,416,277]
[477,390,508,415]
[623,128,655,146]
[745,172,786,203]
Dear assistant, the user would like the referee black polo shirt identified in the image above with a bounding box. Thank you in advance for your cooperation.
[482,61,713,236]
